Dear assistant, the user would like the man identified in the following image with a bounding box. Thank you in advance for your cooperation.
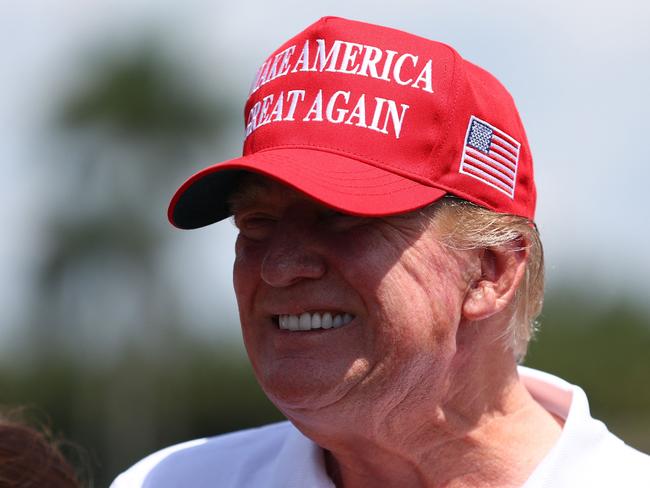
[112,17,649,487]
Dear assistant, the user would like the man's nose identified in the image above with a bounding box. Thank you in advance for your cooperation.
[260,220,327,288]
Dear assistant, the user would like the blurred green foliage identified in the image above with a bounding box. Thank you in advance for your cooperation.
[1,339,284,486]
[525,294,650,451]
[61,42,221,139]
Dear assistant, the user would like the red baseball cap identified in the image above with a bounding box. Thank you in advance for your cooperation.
[168,16,535,229]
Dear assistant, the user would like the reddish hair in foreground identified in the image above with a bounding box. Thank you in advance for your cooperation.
[0,411,80,488]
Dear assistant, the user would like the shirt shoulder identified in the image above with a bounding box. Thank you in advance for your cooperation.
[110,421,296,488]
[519,367,650,487]
[587,435,650,486]
[550,433,650,487]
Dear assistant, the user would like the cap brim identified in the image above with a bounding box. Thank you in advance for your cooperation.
[168,148,447,229]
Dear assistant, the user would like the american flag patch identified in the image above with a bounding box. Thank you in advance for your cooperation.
[459,116,521,198]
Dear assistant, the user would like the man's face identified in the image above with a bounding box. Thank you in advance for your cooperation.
[231,175,475,418]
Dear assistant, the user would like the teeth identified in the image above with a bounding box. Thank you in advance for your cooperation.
[312,313,321,329]
[288,315,299,331]
[299,313,311,330]
[277,312,354,331]
[333,315,342,328]
[322,312,332,329]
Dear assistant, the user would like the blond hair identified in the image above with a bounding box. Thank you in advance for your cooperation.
[427,197,544,361]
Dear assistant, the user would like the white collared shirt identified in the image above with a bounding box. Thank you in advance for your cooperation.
[111,367,650,487]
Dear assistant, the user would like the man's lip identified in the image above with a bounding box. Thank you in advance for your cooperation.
[262,301,358,316]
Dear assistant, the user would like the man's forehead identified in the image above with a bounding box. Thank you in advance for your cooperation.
[228,172,446,234]
[228,172,312,213]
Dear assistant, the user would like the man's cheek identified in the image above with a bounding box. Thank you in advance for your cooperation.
[233,241,264,289]
[233,262,256,309]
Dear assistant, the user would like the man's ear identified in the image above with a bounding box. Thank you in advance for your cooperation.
[462,239,528,322]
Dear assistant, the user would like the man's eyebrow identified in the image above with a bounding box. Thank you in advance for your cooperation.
[227,177,271,214]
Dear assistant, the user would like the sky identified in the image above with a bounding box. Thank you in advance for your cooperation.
[1,0,649,341]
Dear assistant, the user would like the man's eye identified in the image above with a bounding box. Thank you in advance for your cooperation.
[235,214,277,239]
[243,215,275,227]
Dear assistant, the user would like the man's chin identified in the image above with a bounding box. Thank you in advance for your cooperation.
[255,368,362,416]
[259,375,347,412]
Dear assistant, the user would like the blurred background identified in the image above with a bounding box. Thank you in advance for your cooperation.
[1,0,649,485]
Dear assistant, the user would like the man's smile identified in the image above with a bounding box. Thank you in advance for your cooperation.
[275,312,356,331]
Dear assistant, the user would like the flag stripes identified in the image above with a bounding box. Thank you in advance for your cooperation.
[459,116,521,198]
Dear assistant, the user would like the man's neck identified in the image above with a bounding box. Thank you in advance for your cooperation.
[289,347,563,488]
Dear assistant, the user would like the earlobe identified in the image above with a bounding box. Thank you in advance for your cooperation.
[461,243,528,322]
